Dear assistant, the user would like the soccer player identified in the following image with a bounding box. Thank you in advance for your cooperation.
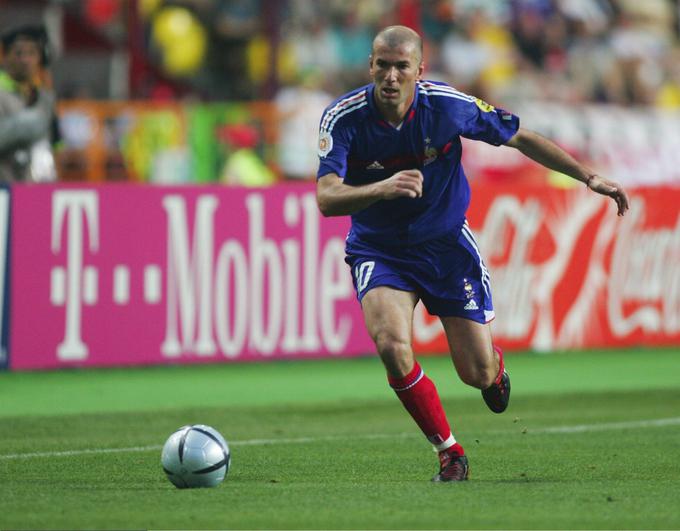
[315,26,629,482]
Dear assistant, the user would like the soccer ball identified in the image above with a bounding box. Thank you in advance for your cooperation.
[161,424,230,488]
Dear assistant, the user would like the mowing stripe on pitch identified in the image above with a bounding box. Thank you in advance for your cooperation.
[2,417,679,460]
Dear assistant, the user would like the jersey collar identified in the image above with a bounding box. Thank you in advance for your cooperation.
[368,83,419,129]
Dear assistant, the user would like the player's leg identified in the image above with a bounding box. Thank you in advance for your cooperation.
[440,316,510,413]
[360,286,419,377]
[417,224,510,413]
[360,286,468,481]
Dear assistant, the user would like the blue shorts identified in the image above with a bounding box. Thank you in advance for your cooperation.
[345,222,494,324]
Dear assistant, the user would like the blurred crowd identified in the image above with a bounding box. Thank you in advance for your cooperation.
[147,0,680,182]
[2,0,680,184]
[154,0,680,109]
[2,0,678,108]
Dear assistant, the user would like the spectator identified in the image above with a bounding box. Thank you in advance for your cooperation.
[285,17,340,79]
[219,124,275,186]
[0,25,57,182]
[275,70,333,180]
[656,47,680,108]
[441,8,517,102]
[331,10,375,88]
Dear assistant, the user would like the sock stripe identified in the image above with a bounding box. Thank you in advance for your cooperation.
[390,368,424,392]
[433,433,456,452]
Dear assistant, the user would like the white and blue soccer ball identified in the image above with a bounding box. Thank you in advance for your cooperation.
[161,424,230,488]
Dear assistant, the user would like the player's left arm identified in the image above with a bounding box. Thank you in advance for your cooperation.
[505,127,629,216]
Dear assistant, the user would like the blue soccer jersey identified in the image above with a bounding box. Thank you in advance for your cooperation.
[317,80,520,247]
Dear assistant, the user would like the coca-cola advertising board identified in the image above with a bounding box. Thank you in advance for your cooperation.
[6,183,680,370]
[412,185,680,353]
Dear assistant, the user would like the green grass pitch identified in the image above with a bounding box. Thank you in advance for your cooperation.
[1,347,679,530]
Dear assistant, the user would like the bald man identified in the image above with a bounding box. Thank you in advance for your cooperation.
[316,25,628,482]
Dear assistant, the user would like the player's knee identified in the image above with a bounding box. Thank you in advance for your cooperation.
[459,364,495,389]
[375,332,410,358]
[374,332,412,374]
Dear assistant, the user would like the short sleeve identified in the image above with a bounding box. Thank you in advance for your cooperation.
[456,97,520,146]
[316,110,352,179]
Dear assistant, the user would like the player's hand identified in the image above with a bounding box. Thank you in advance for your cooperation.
[380,169,424,200]
[586,175,629,216]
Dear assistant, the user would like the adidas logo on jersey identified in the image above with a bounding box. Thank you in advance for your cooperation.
[464,299,479,310]
[366,161,384,170]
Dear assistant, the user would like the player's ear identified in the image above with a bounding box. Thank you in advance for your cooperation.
[368,54,374,74]
[416,60,425,80]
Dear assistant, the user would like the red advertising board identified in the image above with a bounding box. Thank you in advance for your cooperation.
[413,185,680,352]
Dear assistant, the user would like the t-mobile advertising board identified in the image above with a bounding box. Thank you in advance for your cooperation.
[6,183,680,370]
[10,183,372,370]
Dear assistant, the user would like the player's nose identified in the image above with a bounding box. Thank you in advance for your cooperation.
[385,66,398,82]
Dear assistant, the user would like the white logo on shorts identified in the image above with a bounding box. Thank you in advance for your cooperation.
[464,299,479,310]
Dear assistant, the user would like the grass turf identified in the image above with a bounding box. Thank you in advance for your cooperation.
[0,348,679,530]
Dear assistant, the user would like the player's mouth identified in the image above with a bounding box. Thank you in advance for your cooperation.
[381,86,399,99]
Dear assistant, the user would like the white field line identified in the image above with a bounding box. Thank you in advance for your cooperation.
[1,417,679,461]
[529,416,680,434]
[0,444,163,460]
[0,433,412,460]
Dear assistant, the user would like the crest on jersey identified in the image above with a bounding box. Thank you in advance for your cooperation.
[318,131,333,157]
[474,98,495,113]
[423,146,438,165]
[423,137,438,165]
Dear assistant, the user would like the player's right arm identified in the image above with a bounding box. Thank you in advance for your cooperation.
[316,170,424,217]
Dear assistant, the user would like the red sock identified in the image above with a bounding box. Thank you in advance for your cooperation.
[388,361,463,455]
[494,345,505,385]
